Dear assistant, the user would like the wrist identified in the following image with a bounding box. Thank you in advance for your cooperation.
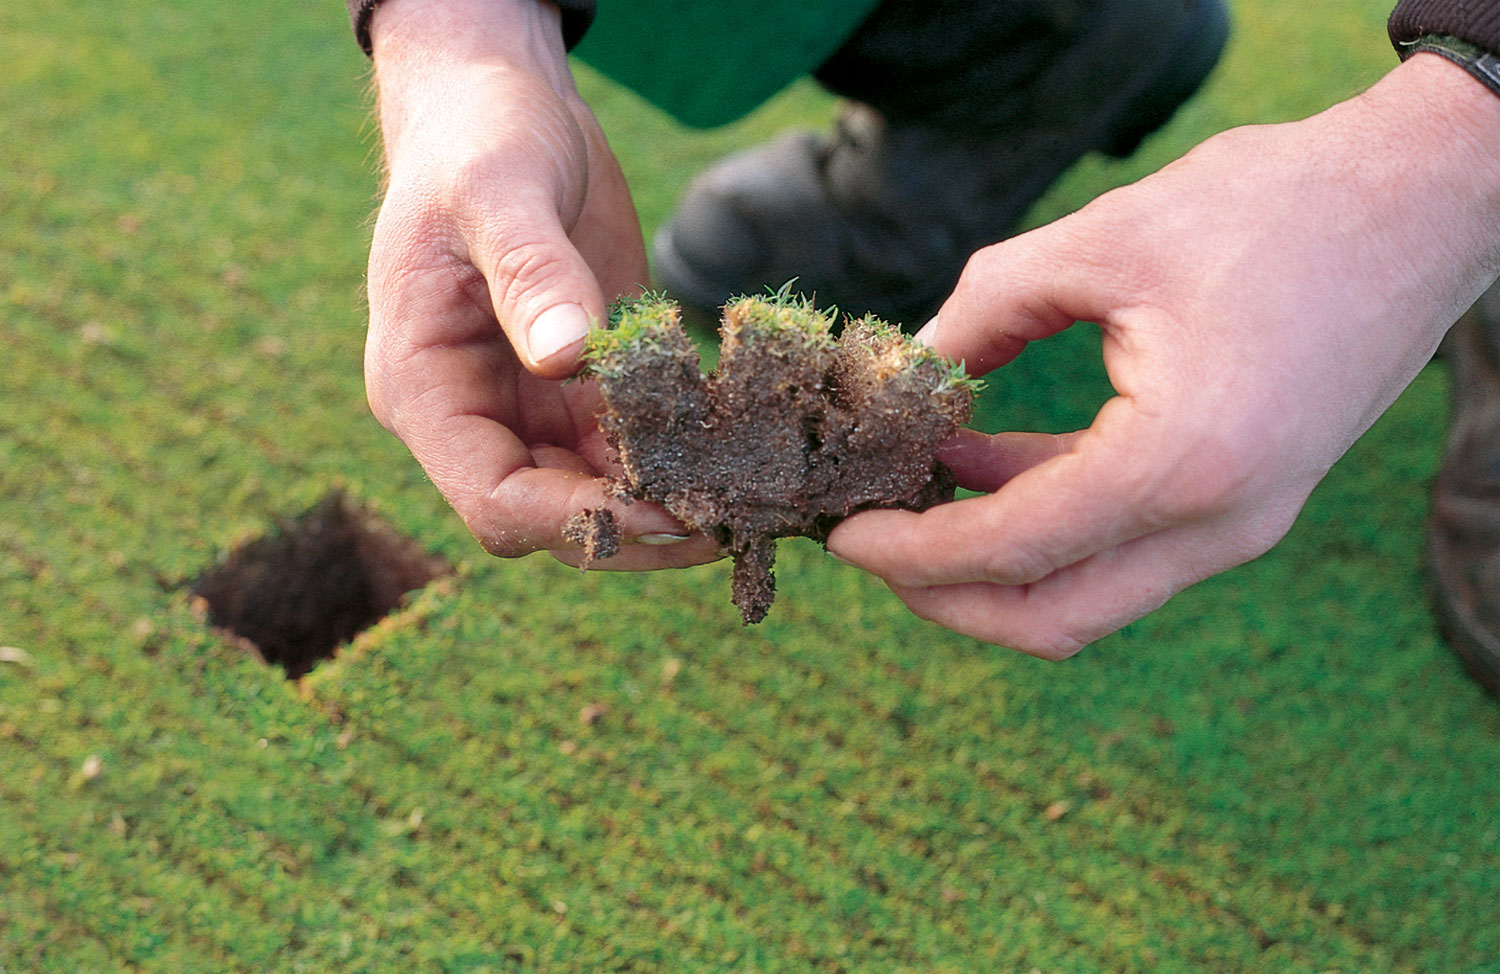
[1399,33,1500,101]
[1352,53,1500,280]
[370,0,577,158]
[371,0,568,68]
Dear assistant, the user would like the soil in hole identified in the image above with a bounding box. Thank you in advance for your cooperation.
[191,491,452,678]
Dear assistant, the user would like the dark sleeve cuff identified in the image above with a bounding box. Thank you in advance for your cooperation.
[1389,0,1500,57]
[348,0,597,56]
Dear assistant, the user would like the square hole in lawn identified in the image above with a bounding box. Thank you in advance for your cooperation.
[192,491,452,678]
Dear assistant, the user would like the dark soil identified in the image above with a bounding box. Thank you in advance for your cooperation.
[579,293,975,624]
[191,491,452,677]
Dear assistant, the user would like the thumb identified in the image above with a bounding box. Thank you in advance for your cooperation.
[469,197,609,380]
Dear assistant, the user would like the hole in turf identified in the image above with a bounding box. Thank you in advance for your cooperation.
[191,490,452,678]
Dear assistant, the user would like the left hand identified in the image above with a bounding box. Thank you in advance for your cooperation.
[362,0,721,570]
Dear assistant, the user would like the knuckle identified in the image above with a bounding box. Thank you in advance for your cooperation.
[958,243,1005,281]
[364,380,397,432]
[904,596,950,628]
[1221,501,1301,564]
[1025,633,1089,662]
[362,365,406,439]
[1012,604,1093,660]
[361,340,430,437]
[370,177,449,264]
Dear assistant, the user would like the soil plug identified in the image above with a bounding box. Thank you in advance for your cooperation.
[579,290,979,624]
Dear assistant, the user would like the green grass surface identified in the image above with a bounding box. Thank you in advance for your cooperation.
[3,0,1499,970]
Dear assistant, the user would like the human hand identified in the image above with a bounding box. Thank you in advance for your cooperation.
[827,54,1500,656]
[362,0,718,569]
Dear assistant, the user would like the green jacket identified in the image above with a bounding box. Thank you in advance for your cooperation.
[572,0,880,128]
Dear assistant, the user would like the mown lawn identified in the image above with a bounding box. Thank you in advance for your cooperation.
[2,0,1498,971]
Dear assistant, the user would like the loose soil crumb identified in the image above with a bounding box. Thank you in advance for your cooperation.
[579,291,978,624]
[562,508,620,569]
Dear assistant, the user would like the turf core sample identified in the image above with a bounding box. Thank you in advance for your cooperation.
[577,290,978,623]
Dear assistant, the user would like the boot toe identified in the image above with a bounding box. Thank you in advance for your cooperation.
[652,192,770,312]
[653,132,835,314]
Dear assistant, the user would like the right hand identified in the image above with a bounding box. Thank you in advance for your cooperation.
[362,0,720,569]
[827,53,1500,655]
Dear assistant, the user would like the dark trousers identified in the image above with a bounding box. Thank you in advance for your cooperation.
[814,0,1105,130]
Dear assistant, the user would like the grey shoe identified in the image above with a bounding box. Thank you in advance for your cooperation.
[653,0,1230,326]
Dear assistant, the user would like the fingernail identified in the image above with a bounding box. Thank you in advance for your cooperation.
[913,315,938,347]
[529,303,591,365]
[637,533,690,546]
